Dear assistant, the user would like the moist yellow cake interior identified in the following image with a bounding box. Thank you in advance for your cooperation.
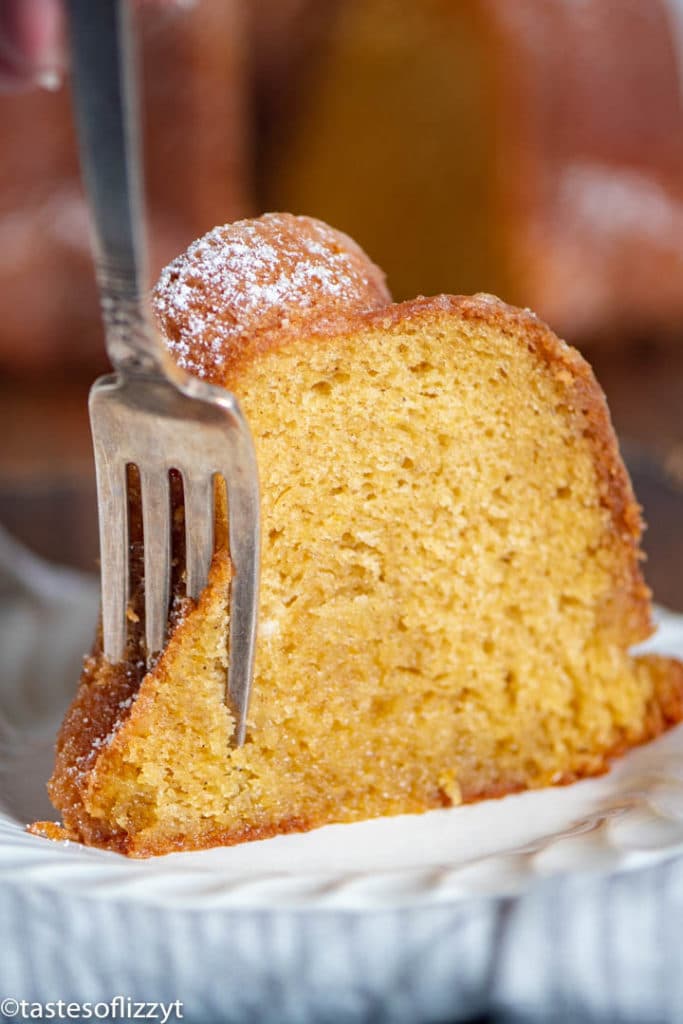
[64,303,673,853]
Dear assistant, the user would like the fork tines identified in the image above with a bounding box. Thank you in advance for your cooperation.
[90,371,260,745]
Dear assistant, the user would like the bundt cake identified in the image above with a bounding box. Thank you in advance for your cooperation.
[38,213,683,857]
[262,0,683,346]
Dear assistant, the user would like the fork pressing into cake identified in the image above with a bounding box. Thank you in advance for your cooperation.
[66,0,260,745]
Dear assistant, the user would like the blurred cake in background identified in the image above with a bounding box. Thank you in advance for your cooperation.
[140,0,251,286]
[3,0,683,371]
[262,0,683,347]
[0,0,250,374]
[0,82,96,374]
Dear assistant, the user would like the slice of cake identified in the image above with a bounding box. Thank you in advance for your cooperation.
[41,213,683,856]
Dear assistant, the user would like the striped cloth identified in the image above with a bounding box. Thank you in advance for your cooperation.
[2,857,683,1024]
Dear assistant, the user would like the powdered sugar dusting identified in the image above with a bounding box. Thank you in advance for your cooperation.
[153,213,390,380]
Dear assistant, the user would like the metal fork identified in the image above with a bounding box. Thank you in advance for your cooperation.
[66,0,260,745]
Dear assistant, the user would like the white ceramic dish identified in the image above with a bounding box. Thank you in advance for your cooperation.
[3,530,683,912]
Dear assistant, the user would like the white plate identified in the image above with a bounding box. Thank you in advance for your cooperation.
[2,530,683,911]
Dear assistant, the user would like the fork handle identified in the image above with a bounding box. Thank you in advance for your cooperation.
[67,0,165,377]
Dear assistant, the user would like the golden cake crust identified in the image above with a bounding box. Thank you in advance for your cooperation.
[153,212,391,383]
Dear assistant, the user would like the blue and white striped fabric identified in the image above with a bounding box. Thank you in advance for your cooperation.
[3,858,683,1024]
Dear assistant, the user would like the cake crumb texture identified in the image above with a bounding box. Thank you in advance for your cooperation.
[44,221,683,857]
